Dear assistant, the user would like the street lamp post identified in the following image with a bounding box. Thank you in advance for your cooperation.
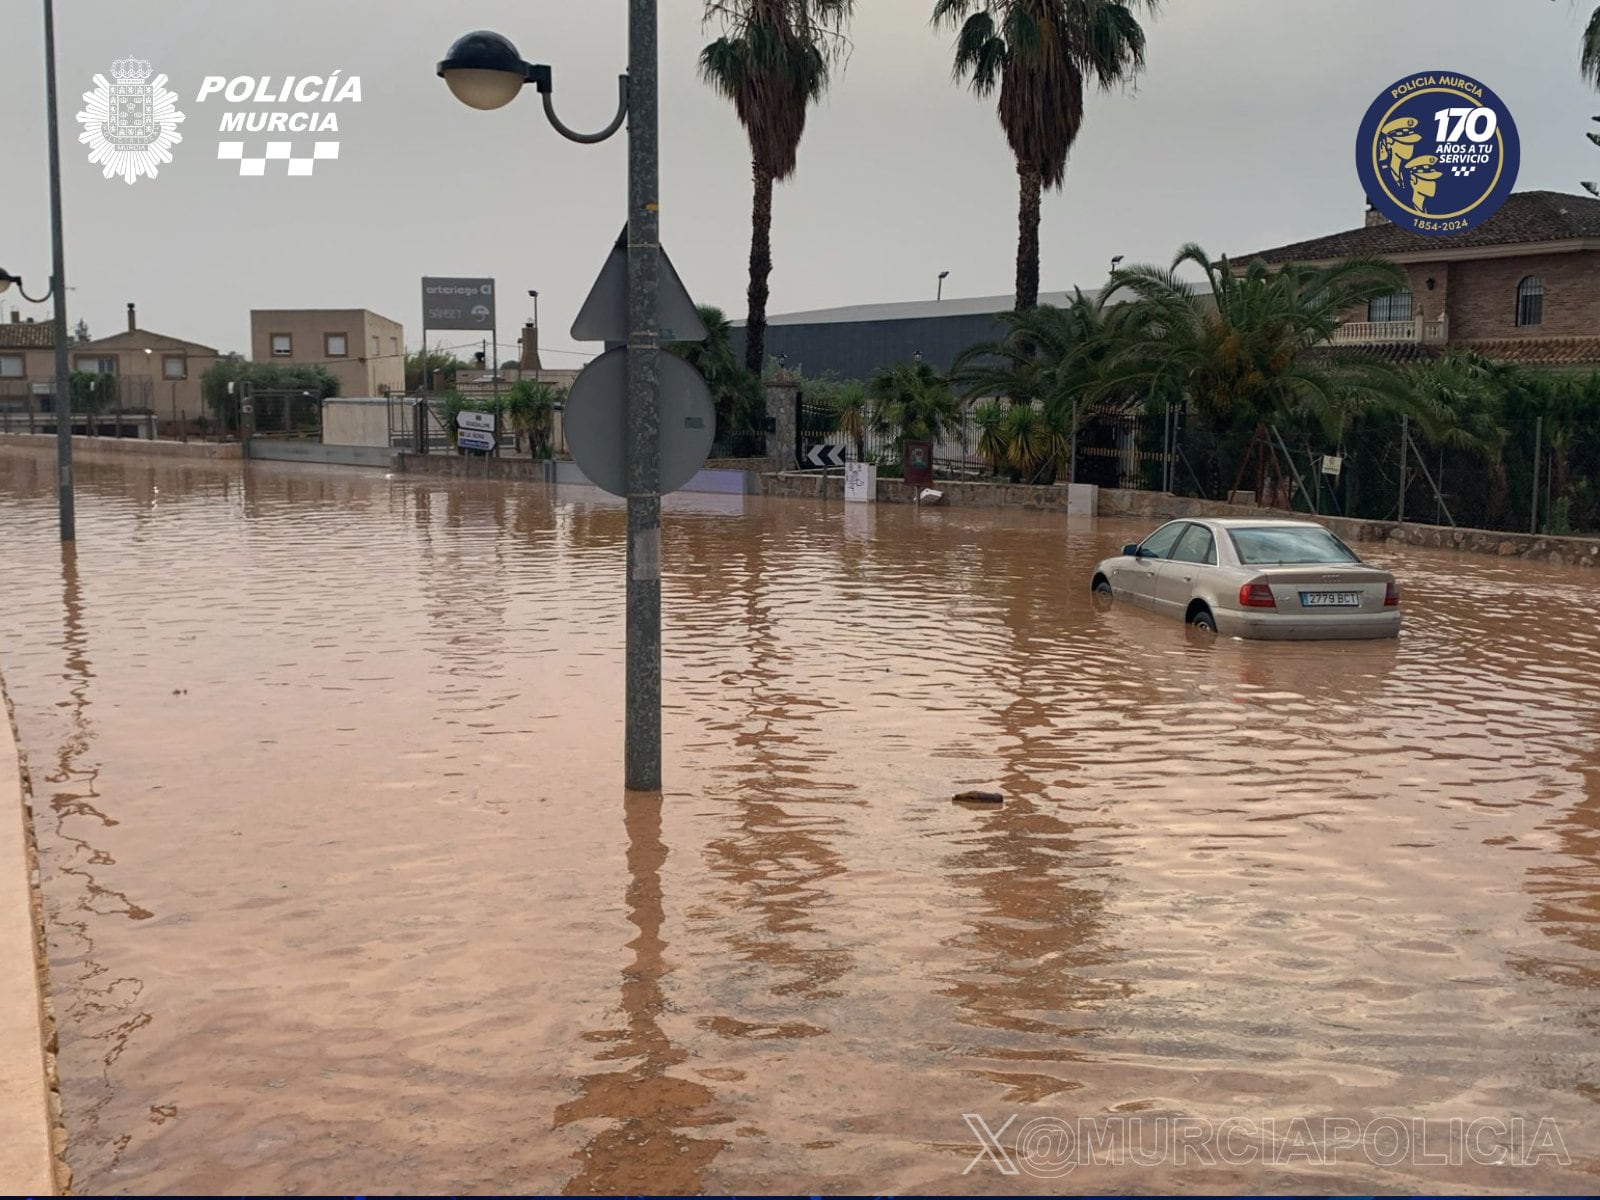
[0,0,77,537]
[937,269,949,301]
[440,4,664,791]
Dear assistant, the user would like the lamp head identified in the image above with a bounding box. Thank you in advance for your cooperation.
[0,268,17,295]
[438,30,541,110]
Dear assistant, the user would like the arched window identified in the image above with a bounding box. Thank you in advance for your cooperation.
[1516,277,1545,327]
[1367,289,1413,323]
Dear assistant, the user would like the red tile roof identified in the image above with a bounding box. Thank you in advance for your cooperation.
[1455,337,1600,366]
[0,323,54,350]
[1242,192,1600,264]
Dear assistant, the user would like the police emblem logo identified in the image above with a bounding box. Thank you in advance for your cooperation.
[1356,71,1520,236]
[77,56,185,184]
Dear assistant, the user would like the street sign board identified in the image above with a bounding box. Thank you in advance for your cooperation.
[1321,454,1343,477]
[457,409,495,433]
[422,277,496,331]
[903,439,934,489]
[564,348,715,497]
[805,443,846,469]
[571,230,707,344]
[457,429,495,451]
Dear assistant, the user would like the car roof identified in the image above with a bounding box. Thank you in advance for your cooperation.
[1187,517,1325,530]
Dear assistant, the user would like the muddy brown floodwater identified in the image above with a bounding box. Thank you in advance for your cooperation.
[1,447,1598,1193]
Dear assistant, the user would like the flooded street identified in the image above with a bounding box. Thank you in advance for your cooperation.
[2,445,1598,1193]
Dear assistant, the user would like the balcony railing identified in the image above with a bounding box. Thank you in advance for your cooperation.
[1329,317,1449,346]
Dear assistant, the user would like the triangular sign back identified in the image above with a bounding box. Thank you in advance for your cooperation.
[571,228,708,344]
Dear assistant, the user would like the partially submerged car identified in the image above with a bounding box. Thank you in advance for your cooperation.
[1091,518,1401,640]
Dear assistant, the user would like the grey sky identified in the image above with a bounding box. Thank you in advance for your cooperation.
[0,0,1593,371]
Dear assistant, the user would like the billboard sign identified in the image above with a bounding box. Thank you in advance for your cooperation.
[422,276,496,331]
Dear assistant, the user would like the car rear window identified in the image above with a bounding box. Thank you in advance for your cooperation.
[1227,526,1359,565]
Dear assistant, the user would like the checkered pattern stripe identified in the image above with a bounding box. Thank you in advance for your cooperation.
[1449,164,1478,177]
[217,140,339,176]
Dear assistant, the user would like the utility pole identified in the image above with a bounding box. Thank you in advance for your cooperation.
[44,0,75,540]
[625,0,663,791]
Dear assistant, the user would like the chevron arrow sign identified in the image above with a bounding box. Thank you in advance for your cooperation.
[805,443,846,469]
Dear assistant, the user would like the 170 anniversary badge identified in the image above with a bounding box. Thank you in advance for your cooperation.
[1356,71,1520,236]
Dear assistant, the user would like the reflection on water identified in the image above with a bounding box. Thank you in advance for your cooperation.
[1,447,1598,1193]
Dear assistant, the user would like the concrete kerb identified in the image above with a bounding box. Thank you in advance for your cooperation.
[0,670,67,1195]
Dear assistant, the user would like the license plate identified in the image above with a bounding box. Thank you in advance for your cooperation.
[1300,591,1361,608]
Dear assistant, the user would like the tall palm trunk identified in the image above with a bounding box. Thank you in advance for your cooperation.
[745,163,776,373]
[1015,160,1042,311]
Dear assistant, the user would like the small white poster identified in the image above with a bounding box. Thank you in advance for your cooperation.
[844,462,876,503]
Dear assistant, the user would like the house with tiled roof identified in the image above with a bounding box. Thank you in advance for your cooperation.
[0,302,221,423]
[0,313,59,412]
[1240,190,1600,369]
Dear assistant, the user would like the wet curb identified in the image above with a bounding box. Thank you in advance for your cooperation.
[0,670,69,1195]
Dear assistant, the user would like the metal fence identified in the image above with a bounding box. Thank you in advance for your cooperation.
[1152,405,1600,537]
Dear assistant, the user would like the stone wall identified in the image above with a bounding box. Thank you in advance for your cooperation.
[764,470,1080,511]
[0,432,242,460]
[761,471,1600,569]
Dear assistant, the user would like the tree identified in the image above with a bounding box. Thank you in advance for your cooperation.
[1101,244,1412,438]
[867,359,961,448]
[1584,3,1600,88]
[933,0,1156,310]
[69,371,115,413]
[405,349,463,393]
[200,359,340,419]
[950,292,1120,480]
[667,303,764,436]
[700,0,854,372]
[502,379,561,457]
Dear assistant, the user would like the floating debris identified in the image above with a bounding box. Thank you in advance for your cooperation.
[952,790,1003,806]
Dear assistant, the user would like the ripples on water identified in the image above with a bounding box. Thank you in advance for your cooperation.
[1,447,1597,1193]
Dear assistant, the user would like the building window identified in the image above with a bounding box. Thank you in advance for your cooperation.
[371,334,380,357]
[271,333,292,356]
[0,355,22,378]
[75,356,117,375]
[325,333,348,358]
[1516,277,1545,327]
[162,354,186,379]
[1367,290,1413,323]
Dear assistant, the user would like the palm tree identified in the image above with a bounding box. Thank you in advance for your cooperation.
[971,399,1008,473]
[826,378,876,461]
[701,1,854,373]
[502,379,561,457]
[932,0,1157,310]
[668,303,764,437]
[1101,244,1413,499]
[1584,4,1600,87]
[1102,244,1412,437]
[949,292,1119,480]
[867,359,962,448]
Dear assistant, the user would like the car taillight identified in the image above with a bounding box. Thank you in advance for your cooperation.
[1239,580,1277,609]
[1384,580,1401,607]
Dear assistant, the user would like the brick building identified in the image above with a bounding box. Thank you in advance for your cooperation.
[1243,190,1600,368]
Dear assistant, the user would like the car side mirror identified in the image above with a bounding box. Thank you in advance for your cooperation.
[1122,543,1141,557]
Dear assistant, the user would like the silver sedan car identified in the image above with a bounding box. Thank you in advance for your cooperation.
[1091,518,1401,640]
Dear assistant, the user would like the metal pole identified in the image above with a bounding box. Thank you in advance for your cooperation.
[625,0,663,791]
[43,0,74,539]
[1070,396,1078,487]
[1530,415,1542,534]
[1398,414,1406,523]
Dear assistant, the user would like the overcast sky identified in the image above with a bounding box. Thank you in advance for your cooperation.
[1,0,1594,369]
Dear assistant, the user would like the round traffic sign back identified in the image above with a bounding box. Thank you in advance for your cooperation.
[563,349,717,497]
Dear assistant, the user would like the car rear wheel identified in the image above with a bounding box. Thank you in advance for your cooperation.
[1189,606,1217,633]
